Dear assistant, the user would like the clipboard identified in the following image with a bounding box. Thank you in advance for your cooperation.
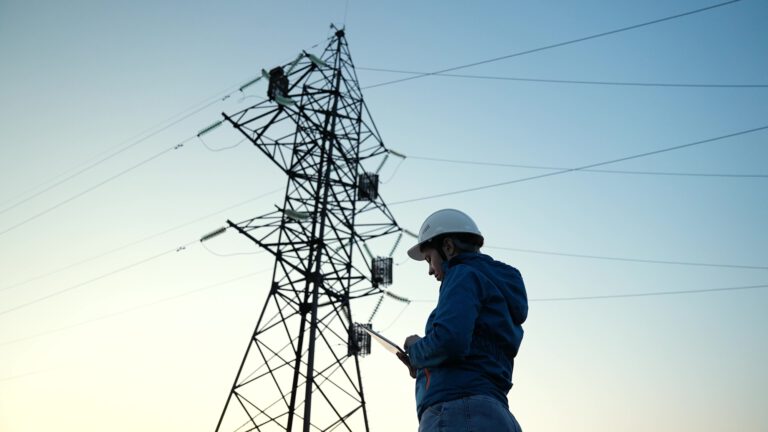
[360,326,405,355]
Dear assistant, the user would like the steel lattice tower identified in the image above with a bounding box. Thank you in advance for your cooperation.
[214,28,402,432]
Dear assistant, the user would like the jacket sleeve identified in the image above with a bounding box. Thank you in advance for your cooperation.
[406,266,484,368]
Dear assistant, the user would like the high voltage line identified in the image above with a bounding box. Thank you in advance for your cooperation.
[3,178,761,299]
[0,1,752,240]
[529,283,768,302]
[1,180,762,326]
[3,126,763,296]
[0,270,268,347]
[3,0,744,219]
[363,0,743,90]
[406,283,768,303]
[0,3,760,336]
[3,257,765,349]
[1,114,762,319]
[0,223,763,344]
[2,221,762,318]
[2,119,761,292]
[401,155,768,179]
[2,279,765,389]
[359,67,768,89]
[0,187,282,293]
[368,281,768,333]
[4,118,760,240]
[0,239,197,317]
[389,123,768,205]
[0,37,330,217]
[486,246,768,271]
[0,93,230,217]
[0,140,190,239]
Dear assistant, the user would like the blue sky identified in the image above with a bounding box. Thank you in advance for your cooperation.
[1,1,767,431]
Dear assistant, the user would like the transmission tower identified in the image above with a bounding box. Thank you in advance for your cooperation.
[214,28,403,432]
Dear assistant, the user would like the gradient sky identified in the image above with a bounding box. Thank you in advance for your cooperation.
[1,1,767,431]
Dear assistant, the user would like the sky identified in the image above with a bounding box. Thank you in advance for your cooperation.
[1,0,767,431]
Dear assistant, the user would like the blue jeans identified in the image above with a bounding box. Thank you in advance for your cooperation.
[418,395,522,432]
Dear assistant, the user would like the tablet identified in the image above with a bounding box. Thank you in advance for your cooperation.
[360,326,405,355]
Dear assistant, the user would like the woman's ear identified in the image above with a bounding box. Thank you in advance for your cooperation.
[442,237,456,258]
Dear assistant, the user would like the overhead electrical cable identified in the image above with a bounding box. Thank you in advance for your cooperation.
[0,38,333,238]
[198,136,247,152]
[486,246,768,270]
[0,90,231,216]
[0,36,331,212]
[389,123,768,205]
[403,155,768,178]
[0,187,282,293]
[378,302,411,332]
[0,120,756,308]
[0,139,190,239]
[0,240,197,317]
[358,281,768,331]
[407,283,768,303]
[529,283,768,302]
[201,242,267,257]
[359,67,768,89]
[363,0,742,90]
[0,270,268,347]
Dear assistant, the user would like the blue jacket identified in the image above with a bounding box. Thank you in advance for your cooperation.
[405,252,528,419]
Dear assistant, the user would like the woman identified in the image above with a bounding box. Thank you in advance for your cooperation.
[400,209,527,432]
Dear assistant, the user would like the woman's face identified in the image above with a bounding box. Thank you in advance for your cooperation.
[423,247,445,282]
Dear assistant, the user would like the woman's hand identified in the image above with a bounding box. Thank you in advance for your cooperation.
[404,334,422,350]
[396,352,417,379]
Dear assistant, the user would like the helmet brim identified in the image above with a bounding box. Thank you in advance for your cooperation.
[407,243,425,261]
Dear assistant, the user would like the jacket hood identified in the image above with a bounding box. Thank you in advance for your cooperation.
[446,253,528,325]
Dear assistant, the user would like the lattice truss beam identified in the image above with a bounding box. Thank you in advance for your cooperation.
[215,29,402,432]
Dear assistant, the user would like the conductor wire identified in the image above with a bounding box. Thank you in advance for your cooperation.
[0,270,267,347]
[404,155,768,179]
[0,187,282,293]
[0,139,191,238]
[198,136,247,152]
[359,67,768,89]
[0,240,197,317]
[389,124,768,205]
[363,0,742,90]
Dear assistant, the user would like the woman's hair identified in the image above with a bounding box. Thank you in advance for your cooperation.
[420,232,484,256]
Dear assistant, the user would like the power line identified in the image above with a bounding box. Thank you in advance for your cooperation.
[403,155,768,179]
[359,67,768,89]
[0,140,189,239]
[0,240,196,317]
[198,136,247,152]
[395,236,766,271]
[0,270,268,347]
[0,36,330,213]
[0,89,231,216]
[389,123,768,205]
[0,187,282,293]
[486,246,768,270]
[408,283,768,303]
[377,302,411,332]
[0,38,335,238]
[363,1,742,90]
[530,283,768,302]
[201,241,267,257]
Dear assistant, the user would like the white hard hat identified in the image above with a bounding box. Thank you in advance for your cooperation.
[407,209,483,261]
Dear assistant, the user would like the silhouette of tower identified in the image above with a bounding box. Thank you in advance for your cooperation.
[214,28,402,432]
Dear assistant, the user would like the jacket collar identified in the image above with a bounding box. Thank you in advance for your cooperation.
[441,252,487,272]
